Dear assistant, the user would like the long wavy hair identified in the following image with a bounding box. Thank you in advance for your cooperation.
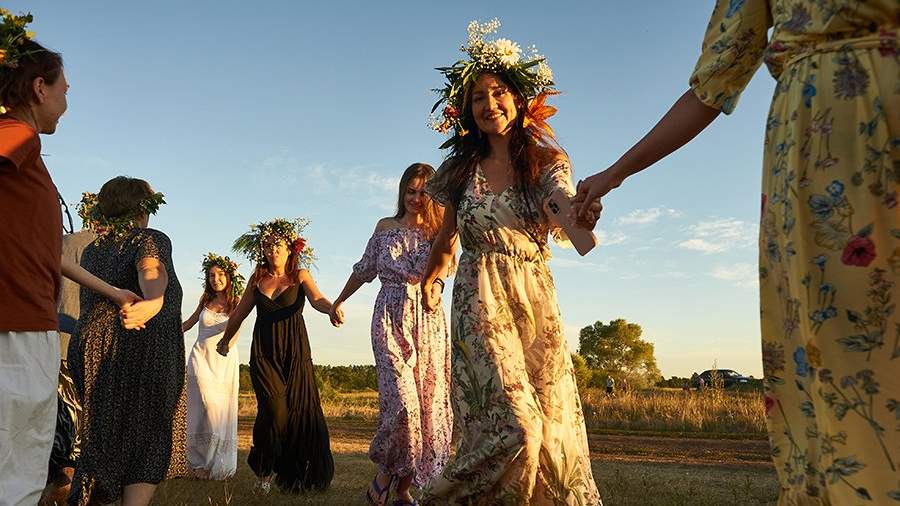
[200,267,241,315]
[394,163,444,241]
[432,71,566,221]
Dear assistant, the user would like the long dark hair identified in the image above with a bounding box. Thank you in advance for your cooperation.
[433,71,565,221]
[0,39,63,110]
[394,163,444,241]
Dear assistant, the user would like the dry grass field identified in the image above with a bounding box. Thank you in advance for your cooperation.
[152,390,778,505]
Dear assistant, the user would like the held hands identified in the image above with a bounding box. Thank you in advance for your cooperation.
[422,281,442,312]
[572,169,622,219]
[329,302,345,327]
[216,336,234,357]
[572,195,603,230]
[111,288,142,308]
[119,298,163,330]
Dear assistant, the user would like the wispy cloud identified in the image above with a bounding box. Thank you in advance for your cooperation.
[712,262,758,288]
[552,256,612,272]
[678,217,757,254]
[596,229,628,246]
[256,150,399,206]
[616,207,681,226]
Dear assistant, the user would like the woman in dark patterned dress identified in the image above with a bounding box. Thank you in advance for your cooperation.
[68,176,186,505]
[218,218,336,495]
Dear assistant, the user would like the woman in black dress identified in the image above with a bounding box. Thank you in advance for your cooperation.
[218,218,337,494]
[68,176,187,505]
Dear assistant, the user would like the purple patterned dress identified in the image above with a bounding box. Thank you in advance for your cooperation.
[353,226,452,487]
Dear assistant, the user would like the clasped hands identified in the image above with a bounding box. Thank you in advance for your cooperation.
[111,288,157,331]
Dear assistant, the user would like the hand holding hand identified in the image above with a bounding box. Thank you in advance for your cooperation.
[573,169,622,218]
[216,336,233,357]
[329,302,345,327]
[423,281,442,312]
[573,197,602,230]
[119,298,162,330]
[111,288,142,308]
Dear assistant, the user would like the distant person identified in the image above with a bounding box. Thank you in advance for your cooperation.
[218,218,336,494]
[573,0,898,502]
[181,253,245,480]
[605,376,615,396]
[698,377,706,392]
[330,163,454,505]
[69,177,186,505]
[620,377,629,394]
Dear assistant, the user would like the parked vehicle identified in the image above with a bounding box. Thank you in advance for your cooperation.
[692,369,751,389]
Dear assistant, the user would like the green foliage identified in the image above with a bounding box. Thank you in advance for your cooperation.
[240,363,377,396]
[578,318,662,389]
[571,353,593,393]
[656,376,693,388]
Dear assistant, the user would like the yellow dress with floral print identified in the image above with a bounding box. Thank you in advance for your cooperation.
[422,160,600,505]
[690,1,898,504]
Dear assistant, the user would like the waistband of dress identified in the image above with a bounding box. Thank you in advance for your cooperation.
[765,26,897,76]
[461,248,546,264]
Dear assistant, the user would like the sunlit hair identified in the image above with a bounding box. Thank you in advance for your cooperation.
[201,266,240,314]
[431,71,566,222]
[394,163,444,241]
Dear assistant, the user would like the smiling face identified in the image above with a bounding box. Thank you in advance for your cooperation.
[403,177,427,217]
[469,73,520,137]
[34,70,69,134]
[207,265,228,293]
[262,237,290,271]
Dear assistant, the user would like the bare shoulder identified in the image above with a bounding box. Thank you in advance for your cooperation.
[375,217,399,232]
[296,268,312,284]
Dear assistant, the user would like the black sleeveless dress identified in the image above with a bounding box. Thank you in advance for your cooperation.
[248,283,334,491]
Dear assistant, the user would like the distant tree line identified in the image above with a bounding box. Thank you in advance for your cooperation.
[239,364,377,393]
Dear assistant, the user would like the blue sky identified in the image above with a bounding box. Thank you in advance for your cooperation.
[14,1,775,378]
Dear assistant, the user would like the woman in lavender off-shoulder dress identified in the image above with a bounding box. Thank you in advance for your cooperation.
[330,163,454,506]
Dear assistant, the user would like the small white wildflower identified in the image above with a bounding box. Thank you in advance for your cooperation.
[537,61,553,84]
[492,38,521,67]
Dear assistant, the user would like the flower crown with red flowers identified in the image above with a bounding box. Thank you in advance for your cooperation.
[232,218,315,270]
[201,252,245,299]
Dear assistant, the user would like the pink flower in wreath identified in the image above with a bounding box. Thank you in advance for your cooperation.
[841,235,876,267]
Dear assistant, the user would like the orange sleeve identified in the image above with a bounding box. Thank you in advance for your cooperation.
[0,121,40,172]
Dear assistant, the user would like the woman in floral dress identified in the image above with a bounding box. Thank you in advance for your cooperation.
[419,20,603,505]
[574,2,898,503]
[330,163,453,506]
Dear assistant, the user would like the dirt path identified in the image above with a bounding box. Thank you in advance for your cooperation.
[239,416,773,470]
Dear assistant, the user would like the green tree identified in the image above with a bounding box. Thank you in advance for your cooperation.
[571,353,593,392]
[577,319,662,388]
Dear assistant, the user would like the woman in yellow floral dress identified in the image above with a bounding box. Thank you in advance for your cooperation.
[575,1,898,504]
[419,20,602,505]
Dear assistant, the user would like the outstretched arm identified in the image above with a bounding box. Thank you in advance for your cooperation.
[298,269,335,316]
[61,256,141,308]
[181,299,204,333]
[217,275,257,356]
[329,273,364,327]
[573,90,720,216]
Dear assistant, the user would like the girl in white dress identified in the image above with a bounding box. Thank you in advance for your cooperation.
[181,253,245,480]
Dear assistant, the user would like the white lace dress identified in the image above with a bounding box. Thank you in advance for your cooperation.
[186,307,239,479]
